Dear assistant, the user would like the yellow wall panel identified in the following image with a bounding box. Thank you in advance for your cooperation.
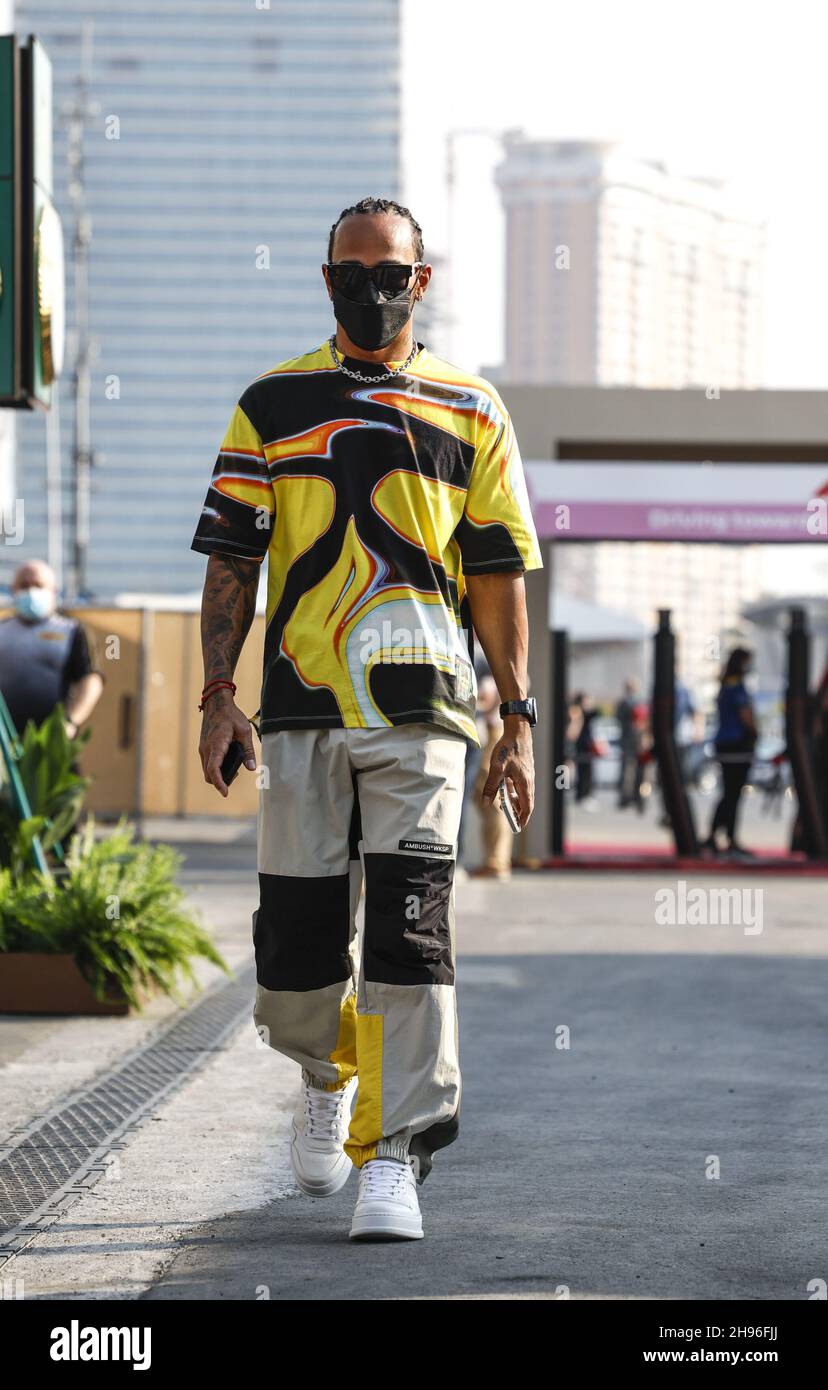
[68,608,142,818]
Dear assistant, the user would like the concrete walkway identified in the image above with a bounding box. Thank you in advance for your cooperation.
[2,842,826,1300]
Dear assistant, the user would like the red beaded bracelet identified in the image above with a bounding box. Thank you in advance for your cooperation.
[199,680,237,711]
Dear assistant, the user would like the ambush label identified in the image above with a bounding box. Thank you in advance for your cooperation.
[398,839,453,856]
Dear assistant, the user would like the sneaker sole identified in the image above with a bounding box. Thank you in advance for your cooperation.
[349,1215,424,1241]
[290,1144,353,1199]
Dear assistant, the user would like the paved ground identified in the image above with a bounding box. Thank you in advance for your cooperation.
[1,832,826,1301]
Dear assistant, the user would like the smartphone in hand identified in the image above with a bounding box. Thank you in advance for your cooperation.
[498,777,522,833]
[220,739,248,788]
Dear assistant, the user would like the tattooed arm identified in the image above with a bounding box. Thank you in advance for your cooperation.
[198,553,260,796]
[464,570,535,828]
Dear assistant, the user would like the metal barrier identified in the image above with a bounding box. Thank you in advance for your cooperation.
[786,607,827,859]
[550,628,568,856]
[652,609,699,856]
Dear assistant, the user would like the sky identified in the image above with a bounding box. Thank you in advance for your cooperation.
[401,0,828,386]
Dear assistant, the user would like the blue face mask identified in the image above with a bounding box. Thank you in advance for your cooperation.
[15,586,53,622]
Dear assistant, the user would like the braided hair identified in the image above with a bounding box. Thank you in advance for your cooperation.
[327,196,424,262]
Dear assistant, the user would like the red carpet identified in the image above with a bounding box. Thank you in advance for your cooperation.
[540,845,826,874]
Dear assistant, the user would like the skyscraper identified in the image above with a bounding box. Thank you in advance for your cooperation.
[8,0,401,595]
[495,137,766,388]
[494,137,771,702]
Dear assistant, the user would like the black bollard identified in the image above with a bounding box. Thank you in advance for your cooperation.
[551,629,568,856]
[786,607,828,858]
[652,610,699,856]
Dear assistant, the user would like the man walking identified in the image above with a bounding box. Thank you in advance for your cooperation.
[193,197,542,1240]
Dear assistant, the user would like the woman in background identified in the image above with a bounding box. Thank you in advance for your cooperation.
[703,647,757,858]
[571,691,599,808]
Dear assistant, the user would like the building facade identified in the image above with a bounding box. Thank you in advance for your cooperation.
[494,137,768,652]
[495,137,766,389]
[6,0,401,596]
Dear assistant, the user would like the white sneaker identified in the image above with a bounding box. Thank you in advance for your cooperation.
[290,1076,356,1197]
[349,1158,423,1240]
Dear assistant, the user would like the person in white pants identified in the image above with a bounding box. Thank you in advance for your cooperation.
[194,196,542,1241]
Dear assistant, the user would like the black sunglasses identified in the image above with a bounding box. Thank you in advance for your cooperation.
[326,261,423,298]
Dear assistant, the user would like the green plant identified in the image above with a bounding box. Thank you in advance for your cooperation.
[0,704,90,870]
[0,819,230,1009]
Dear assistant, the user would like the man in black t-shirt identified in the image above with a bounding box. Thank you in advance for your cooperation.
[0,560,103,739]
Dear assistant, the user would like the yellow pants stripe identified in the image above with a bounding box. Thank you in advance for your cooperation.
[344,1013,384,1168]
[325,991,358,1091]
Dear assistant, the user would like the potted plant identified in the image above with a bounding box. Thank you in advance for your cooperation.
[0,701,91,876]
[0,709,229,1014]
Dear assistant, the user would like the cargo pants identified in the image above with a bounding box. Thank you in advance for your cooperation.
[253,724,468,1182]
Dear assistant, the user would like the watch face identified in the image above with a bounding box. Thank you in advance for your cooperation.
[502,699,537,724]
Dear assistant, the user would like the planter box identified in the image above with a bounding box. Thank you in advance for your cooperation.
[0,952,133,1016]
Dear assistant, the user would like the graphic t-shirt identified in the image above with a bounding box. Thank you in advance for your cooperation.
[191,339,543,744]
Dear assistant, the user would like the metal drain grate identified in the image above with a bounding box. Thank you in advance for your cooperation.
[0,963,256,1264]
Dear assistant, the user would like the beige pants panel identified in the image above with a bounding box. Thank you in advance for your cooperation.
[255,723,467,1170]
[258,724,466,873]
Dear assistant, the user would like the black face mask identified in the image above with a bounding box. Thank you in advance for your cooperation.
[331,283,415,352]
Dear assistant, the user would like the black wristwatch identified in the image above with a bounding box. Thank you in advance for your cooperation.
[499,698,538,727]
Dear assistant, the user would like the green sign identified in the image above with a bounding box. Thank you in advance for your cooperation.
[0,33,64,409]
[0,35,17,401]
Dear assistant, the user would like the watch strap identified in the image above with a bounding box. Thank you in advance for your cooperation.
[499,698,537,726]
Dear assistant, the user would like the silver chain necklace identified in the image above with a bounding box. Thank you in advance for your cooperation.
[328,334,419,383]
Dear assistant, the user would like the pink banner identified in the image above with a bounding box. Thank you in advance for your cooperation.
[532,501,827,542]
